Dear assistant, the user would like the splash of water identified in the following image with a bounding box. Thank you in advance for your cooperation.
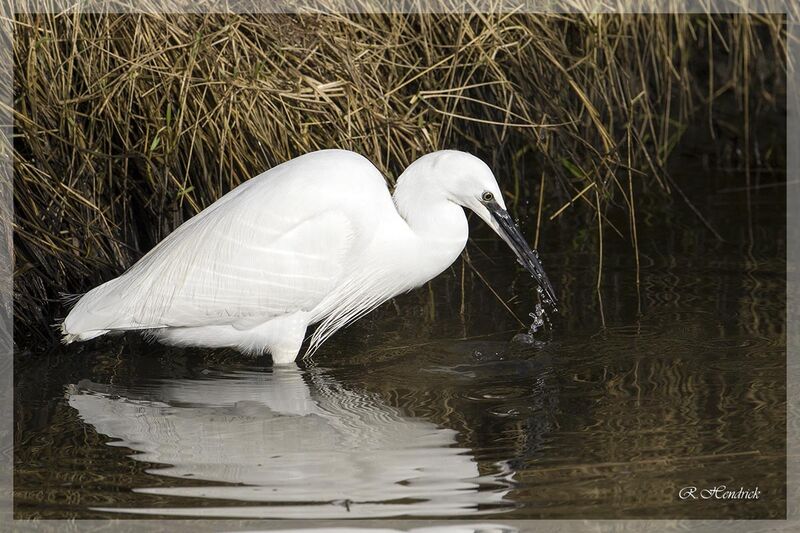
[528,303,546,334]
[511,300,551,346]
[533,286,555,329]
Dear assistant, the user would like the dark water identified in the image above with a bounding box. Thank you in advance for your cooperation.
[14,168,786,520]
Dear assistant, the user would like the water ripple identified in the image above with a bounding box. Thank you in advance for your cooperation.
[66,367,514,519]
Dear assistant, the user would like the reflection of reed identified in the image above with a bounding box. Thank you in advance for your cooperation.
[509,332,784,518]
[67,367,512,519]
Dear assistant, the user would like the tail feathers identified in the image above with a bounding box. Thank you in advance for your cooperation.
[60,323,109,344]
[60,280,120,344]
[59,291,85,307]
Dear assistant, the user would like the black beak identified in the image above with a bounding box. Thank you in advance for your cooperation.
[485,200,558,308]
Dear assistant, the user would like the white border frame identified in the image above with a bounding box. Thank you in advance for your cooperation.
[2,1,796,531]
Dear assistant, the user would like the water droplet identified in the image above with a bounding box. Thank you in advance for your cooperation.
[528,303,545,334]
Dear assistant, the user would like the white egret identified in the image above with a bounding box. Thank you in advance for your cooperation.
[62,149,556,363]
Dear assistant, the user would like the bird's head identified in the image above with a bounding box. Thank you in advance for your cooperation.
[406,150,558,307]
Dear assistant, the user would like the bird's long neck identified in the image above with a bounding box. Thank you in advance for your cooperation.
[393,165,465,235]
[391,167,468,285]
[394,185,450,235]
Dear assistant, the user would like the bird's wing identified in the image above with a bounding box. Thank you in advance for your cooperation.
[67,181,356,332]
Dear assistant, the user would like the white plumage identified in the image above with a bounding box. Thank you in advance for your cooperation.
[62,149,556,364]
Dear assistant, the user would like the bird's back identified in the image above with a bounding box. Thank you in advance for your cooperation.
[63,150,394,340]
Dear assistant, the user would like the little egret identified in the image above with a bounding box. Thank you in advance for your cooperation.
[62,149,557,364]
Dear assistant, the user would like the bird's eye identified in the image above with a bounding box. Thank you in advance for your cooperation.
[482,191,494,202]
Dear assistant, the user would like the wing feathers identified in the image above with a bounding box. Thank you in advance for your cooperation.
[64,208,355,334]
[62,150,397,344]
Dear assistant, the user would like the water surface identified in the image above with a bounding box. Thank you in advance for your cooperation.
[14,169,786,519]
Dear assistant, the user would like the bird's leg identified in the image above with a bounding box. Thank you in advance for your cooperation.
[258,311,311,365]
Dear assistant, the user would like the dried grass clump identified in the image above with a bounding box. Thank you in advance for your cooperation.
[12,11,787,344]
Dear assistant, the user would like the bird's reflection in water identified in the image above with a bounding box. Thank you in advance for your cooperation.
[66,365,514,518]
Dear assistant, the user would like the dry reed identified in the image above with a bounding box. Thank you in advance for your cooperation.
[11,11,787,345]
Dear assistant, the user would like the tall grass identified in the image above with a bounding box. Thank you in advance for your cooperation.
[12,11,787,345]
